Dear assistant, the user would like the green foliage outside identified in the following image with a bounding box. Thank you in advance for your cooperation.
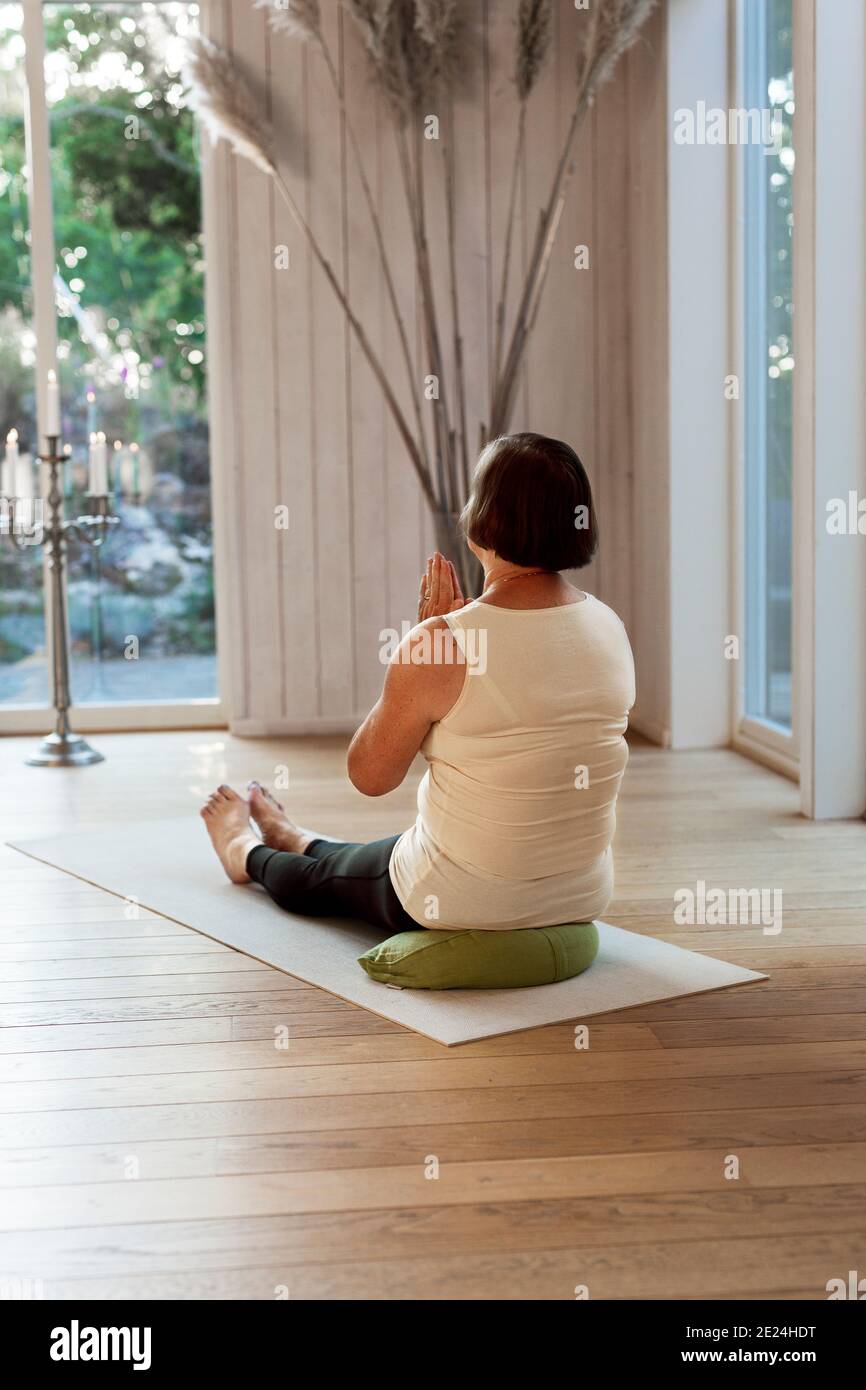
[0,2,215,701]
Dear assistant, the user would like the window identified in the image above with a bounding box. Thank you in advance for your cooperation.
[741,0,794,733]
[0,1,218,717]
[0,3,48,705]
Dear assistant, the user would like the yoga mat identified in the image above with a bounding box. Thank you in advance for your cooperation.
[8,819,765,1047]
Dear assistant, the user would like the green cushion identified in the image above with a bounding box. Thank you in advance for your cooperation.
[358,921,599,991]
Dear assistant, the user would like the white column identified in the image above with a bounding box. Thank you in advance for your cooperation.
[665,0,732,748]
[793,0,866,818]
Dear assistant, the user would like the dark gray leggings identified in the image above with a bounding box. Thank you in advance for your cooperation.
[246,834,419,934]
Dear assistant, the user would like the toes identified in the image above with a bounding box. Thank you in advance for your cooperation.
[216,784,240,804]
[247,781,283,813]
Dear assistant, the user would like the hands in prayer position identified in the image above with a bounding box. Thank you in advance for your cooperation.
[417,551,466,622]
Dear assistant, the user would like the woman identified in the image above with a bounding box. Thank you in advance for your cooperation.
[202,432,635,934]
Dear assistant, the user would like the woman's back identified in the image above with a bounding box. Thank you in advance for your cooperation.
[389,593,635,930]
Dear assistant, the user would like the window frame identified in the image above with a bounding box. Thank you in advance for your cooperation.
[2,0,227,732]
[729,0,799,780]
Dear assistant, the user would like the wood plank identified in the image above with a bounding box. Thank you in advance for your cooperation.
[30,1231,859,1300]
[5,1144,866,1232]
[5,1108,866,1188]
[0,953,272,982]
[0,937,237,961]
[3,1038,865,1094]
[0,989,329,1029]
[0,971,306,1003]
[307,0,353,718]
[268,4,318,723]
[9,1070,866,1147]
[2,1189,862,1280]
[0,921,194,943]
[0,1021,660,1075]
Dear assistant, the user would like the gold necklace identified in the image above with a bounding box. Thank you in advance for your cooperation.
[484,567,551,595]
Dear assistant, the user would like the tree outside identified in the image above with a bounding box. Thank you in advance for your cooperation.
[0,0,215,705]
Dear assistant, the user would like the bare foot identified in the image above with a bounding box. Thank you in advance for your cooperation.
[248,782,318,854]
[200,785,261,883]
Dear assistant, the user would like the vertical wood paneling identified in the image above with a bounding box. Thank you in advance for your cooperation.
[341,13,388,715]
[520,0,559,437]
[485,0,525,431]
[627,1,670,743]
[211,0,651,736]
[269,24,318,724]
[381,125,424,642]
[448,13,488,498]
[229,6,282,725]
[557,0,599,598]
[308,3,353,719]
[593,71,634,632]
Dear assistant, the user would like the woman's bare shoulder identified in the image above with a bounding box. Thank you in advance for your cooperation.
[388,617,468,721]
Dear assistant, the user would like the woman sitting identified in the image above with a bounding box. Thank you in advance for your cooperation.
[202,432,635,935]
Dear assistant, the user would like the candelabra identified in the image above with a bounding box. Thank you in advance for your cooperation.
[1,435,118,766]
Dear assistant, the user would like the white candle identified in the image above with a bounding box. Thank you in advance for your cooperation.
[15,451,34,501]
[88,431,108,496]
[46,368,61,437]
[129,441,140,496]
[2,429,17,496]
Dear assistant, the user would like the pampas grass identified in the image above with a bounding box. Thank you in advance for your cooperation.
[581,0,656,98]
[187,1,657,590]
[184,34,275,176]
[493,0,552,385]
[414,0,462,91]
[515,0,551,101]
[185,31,434,509]
[253,0,321,42]
[490,0,657,437]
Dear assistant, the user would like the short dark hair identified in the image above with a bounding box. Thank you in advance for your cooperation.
[460,432,598,570]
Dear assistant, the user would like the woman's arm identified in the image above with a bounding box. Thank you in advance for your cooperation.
[347,616,466,796]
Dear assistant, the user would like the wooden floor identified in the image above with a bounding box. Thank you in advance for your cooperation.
[1,730,865,1300]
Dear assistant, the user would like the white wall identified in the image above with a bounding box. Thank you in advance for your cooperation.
[795,0,866,818]
[664,0,731,749]
[625,0,670,745]
[202,0,659,735]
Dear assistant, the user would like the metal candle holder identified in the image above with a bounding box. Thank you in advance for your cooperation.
[1,434,118,766]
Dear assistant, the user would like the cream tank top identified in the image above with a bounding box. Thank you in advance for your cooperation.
[388,593,636,930]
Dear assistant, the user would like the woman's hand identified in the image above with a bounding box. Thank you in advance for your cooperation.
[417,552,466,622]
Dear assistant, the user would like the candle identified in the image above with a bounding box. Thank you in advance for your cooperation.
[2,429,17,496]
[15,451,34,502]
[46,368,61,437]
[86,388,96,438]
[88,431,108,496]
[129,441,140,496]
